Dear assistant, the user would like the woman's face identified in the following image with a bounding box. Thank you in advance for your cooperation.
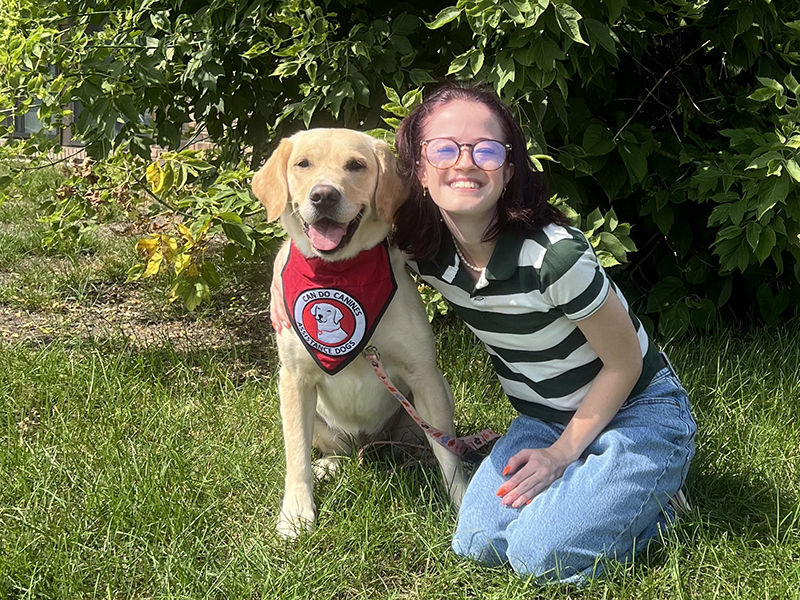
[418,99,514,227]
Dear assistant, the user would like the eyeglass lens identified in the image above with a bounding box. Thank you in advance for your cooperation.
[424,139,508,171]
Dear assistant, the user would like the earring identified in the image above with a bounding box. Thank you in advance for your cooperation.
[422,184,428,197]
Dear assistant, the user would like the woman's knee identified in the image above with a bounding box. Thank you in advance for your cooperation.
[507,545,602,584]
[452,528,507,567]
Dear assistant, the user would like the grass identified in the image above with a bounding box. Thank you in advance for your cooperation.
[1,175,800,598]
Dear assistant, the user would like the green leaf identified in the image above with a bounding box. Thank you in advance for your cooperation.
[597,231,629,262]
[392,13,418,35]
[470,51,485,75]
[555,3,587,45]
[125,263,145,283]
[177,278,209,311]
[757,176,791,219]
[646,276,686,313]
[605,0,624,22]
[604,208,618,231]
[217,212,243,224]
[784,72,800,95]
[619,143,648,183]
[503,3,526,24]
[714,238,751,273]
[745,221,762,251]
[526,36,566,70]
[201,262,221,289]
[585,207,604,235]
[689,299,716,330]
[243,41,272,59]
[390,35,413,55]
[447,51,472,75]
[582,18,617,57]
[428,6,461,29]
[493,54,516,91]
[659,302,690,340]
[785,160,800,182]
[220,221,256,254]
[755,226,777,264]
[746,151,782,170]
[756,77,784,93]
[150,11,170,31]
[409,69,436,87]
[595,160,628,201]
[757,283,789,325]
[748,87,777,102]
[684,255,710,285]
[717,225,743,241]
[581,124,615,156]
[401,89,422,109]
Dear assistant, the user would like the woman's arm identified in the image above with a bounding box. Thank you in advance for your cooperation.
[497,292,643,508]
[269,243,292,333]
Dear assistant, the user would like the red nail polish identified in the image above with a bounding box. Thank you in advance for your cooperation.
[502,466,510,476]
[526,499,532,505]
[497,486,507,496]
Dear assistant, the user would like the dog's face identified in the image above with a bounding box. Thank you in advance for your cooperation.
[311,302,343,331]
[251,129,408,260]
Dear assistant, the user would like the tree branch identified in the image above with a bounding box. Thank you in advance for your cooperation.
[613,40,711,142]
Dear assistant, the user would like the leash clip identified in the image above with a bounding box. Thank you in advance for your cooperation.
[363,345,380,361]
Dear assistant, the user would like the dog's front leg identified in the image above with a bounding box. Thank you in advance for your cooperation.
[277,366,318,538]
[407,373,468,508]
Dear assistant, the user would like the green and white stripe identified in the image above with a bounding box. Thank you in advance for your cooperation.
[410,224,654,414]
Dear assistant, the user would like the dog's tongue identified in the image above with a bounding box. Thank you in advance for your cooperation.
[307,220,347,251]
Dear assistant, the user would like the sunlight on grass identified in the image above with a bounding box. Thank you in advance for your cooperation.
[2,324,799,598]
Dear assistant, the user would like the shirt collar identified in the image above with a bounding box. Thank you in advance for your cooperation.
[429,229,523,282]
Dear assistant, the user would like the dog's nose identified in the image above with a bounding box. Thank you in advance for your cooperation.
[308,184,341,208]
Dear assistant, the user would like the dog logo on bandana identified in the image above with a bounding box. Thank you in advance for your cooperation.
[293,289,367,356]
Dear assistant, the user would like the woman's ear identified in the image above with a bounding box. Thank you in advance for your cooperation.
[373,138,410,223]
[503,163,515,187]
[251,138,293,222]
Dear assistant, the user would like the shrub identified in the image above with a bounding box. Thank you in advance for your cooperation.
[1,0,798,330]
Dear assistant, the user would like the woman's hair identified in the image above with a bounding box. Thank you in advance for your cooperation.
[393,81,567,260]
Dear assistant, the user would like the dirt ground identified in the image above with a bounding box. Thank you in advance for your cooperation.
[0,281,279,374]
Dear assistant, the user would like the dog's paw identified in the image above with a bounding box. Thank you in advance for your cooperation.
[276,503,316,539]
[312,456,340,480]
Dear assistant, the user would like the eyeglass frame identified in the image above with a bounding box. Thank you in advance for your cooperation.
[418,138,513,172]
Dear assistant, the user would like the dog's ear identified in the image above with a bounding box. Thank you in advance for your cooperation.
[373,138,410,224]
[252,138,293,222]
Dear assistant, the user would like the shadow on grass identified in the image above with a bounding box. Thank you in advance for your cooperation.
[689,468,799,544]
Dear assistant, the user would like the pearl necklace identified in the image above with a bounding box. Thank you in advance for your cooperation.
[451,234,486,273]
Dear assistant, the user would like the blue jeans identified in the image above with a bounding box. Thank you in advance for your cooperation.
[451,365,697,584]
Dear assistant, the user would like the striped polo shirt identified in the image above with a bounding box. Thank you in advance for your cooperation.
[409,223,661,424]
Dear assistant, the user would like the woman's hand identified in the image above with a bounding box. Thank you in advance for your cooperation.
[497,446,571,508]
[270,244,292,333]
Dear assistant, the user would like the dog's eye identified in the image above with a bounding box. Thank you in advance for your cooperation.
[296,159,310,168]
[345,159,366,172]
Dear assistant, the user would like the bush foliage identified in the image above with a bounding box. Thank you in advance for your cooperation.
[1,0,799,332]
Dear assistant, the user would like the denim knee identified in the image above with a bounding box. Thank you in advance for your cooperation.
[452,530,506,567]
[506,532,597,584]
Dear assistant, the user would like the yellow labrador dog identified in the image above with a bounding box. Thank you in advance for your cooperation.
[252,128,466,538]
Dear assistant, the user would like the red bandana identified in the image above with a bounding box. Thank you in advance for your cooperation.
[282,242,398,375]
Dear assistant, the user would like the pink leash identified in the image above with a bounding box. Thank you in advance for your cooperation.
[362,345,499,460]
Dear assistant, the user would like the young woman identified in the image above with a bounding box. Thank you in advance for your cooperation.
[272,82,696,584]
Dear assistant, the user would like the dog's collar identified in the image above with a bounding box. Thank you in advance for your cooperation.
[281,242,398,375]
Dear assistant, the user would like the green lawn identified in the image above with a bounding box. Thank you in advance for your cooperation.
[1,187,799,599]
